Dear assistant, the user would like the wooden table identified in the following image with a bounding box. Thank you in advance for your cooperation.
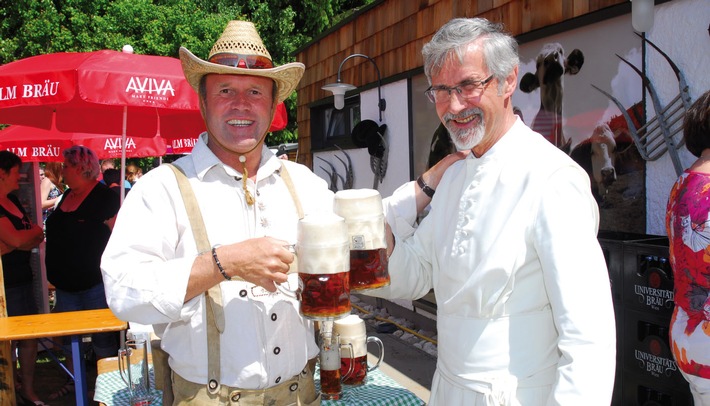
[0,308,127,406]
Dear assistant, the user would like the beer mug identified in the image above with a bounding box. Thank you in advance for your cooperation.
[334,189,390,291]
[334,314,384,385]
[280,213,351,320]
[319,331,354,400]
[118,339,151,405]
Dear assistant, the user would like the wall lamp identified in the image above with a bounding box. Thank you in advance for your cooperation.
[322,53,386,122]
[631,0,654,32]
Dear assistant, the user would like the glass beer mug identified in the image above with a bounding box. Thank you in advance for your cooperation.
[118,339,152,405]
[334,314,384,386]
[334,189,391,291]
[319,331,354,400]
[280,213,351,320]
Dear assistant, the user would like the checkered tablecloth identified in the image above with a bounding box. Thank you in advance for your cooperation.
[94,368,162,406]
[317,365,425,406]
[95,365,424,406]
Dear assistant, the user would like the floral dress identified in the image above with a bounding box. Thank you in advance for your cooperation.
[666,170,710,378]
[42,183,61,223]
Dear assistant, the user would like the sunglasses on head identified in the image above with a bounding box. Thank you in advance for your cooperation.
[209,53,274,69]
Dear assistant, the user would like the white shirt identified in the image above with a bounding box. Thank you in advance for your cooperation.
[101,133,334,389]
[372,119,617,405]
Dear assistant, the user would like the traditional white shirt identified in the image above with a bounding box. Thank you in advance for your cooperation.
[372,118,617,405]
[101,133,334,389]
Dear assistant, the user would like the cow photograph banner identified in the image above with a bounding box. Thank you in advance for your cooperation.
[512,13,647,234]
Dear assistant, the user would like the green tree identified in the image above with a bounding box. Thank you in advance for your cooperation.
[0,0,375,146]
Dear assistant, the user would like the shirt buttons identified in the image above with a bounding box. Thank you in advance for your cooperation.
[273,347,281,355]
[239,290,247,297]
[271,313,277,321]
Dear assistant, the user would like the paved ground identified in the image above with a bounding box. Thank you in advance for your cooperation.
[365,324,437,403]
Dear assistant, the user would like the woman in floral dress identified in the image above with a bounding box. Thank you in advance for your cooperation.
[666,90,710,405]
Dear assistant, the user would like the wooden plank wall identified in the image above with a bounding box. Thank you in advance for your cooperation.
[294,0,627,168]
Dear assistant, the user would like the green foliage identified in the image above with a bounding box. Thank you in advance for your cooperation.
[0,0,375,148]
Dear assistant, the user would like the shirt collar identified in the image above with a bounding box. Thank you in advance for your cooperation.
[189,132,281,181]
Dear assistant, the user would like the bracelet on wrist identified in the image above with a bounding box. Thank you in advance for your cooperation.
[211,246,232,281]
[416,175,436,198]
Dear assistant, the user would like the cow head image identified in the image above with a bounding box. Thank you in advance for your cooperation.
[519,43,584,148]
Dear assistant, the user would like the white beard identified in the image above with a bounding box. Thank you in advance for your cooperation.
[448,121,485,151]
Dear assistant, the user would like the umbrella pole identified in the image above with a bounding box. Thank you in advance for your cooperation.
[120,106,127,204]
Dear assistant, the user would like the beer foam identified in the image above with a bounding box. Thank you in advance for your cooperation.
[334,315,368,357]
[334,189,383,220]
[297,213,349,274]
[334,189,386,249]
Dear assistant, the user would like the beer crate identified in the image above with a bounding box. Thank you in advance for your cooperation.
[621,369,692,405]
[598,232,658,300]
[622,308,686,387]
[622,237,674,319]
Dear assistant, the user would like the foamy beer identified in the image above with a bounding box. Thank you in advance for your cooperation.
[296,213,351,320]
[318,331,353,400]
[333,189,390,291]
[334,314,384,386]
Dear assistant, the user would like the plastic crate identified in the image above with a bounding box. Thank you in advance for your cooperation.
[622,237,674,319]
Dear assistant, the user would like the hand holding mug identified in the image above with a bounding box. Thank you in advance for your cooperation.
[218,237,295,292]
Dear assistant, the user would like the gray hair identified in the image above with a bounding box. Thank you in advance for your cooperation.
[422,18,519,94]
[63,145,100,180]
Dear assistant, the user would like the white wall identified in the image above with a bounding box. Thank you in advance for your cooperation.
[645,0,710,235]
[313,80,411,198]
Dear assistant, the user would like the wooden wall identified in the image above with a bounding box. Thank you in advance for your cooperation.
[294,0,628,168]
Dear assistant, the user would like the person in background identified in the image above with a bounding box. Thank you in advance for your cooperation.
[367,17,616,404]
[666,89,710,406]
[40,162,64,223]
[44,146,120,401]
[125,162,143,185]
[99,159,131,191]
[0,151,47,406]
[102,168,128,197]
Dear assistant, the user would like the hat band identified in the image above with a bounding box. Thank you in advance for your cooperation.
[209,53,274,69]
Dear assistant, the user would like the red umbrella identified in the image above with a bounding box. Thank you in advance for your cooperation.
[0,49,288,137]
[0,125,168,162]
[0,49,289,167]
[0,49,202,138]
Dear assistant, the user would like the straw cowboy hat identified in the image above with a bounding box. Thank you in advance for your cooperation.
[179,20,304,103]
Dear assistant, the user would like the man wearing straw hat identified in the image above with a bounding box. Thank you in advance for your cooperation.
[101,21,331,405]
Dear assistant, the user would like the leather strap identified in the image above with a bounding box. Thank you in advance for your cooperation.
[279,161,304,220]
[167,164,225,394]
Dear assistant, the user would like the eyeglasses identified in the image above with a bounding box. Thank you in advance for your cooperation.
[425,75,495,104]
[209,53,274,69]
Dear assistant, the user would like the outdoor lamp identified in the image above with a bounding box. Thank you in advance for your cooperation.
[322,53,387,122]
[631,0,654,32]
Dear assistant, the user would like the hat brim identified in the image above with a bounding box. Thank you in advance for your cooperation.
[179,47,304,103]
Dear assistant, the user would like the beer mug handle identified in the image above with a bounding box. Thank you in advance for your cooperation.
[276,281,299,298]
[340,342,355,381]
[118,347,132,387]
[275,244,299,298]
[366,336,385,372]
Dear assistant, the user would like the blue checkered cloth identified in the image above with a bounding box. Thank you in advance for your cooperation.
[95,365,424,405]
[317,365,425,406]
[94,368,162,406]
